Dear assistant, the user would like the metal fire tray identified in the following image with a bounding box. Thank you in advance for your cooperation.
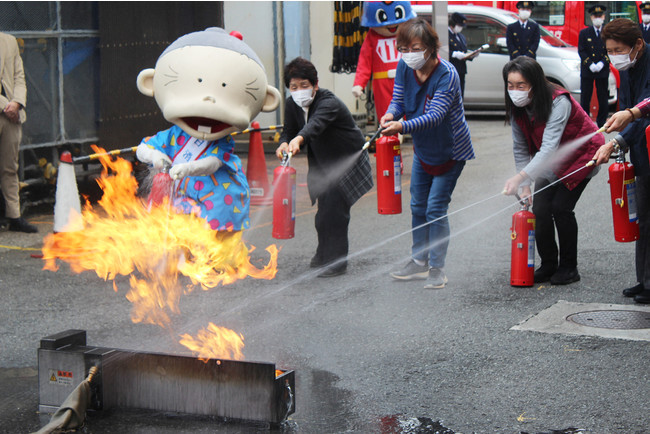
[38,330,295,425]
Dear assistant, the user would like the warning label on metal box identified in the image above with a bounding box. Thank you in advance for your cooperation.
[49,369,74,386]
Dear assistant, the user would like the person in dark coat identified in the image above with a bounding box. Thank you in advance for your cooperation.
[640,2,650,43]
[448,12,478,98]
[578,4,610,127]
[506,1,540,60]
[276,57,373,278]
[594,19,650,304]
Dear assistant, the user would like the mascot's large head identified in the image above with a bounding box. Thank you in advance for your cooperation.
[361,1,417,37]
[137,28,281,141]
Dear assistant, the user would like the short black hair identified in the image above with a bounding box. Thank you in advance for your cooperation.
[284,57,318,88]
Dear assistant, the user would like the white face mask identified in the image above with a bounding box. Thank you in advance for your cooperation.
[519,9,531,20]
[508,89,532,107]
[291,88,315,107]
[609,49,637,71]
[592,17,604,28]
[643,14,650,24]
[453,25,463,34]
[401,50,431,70]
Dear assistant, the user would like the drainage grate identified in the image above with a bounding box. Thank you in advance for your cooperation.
[566,310,650,330]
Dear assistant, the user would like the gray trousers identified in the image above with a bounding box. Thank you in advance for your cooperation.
[0,115,22,218]
[636,175,650,288]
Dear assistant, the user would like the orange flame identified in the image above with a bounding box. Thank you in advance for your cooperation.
[42,146,278,357]
[179,322,245,362]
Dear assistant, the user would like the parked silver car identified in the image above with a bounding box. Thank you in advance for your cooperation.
[413,5,617,109]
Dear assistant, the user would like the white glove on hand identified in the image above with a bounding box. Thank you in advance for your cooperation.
[589,63,599,73]
[352,85,364,98]
[595,61,604,72]
[169,156,223,179]
[136,144,172,170]
[452,51,466,60]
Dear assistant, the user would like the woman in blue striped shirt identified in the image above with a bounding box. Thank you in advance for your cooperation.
[381,17,475,289]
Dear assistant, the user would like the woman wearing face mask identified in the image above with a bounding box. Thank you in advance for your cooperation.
[380,17,474,289]
[275,57,373,278]
[591,19,650,304]
[502,56,603,285]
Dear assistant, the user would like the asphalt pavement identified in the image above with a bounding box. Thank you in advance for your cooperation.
[0,115,648,433]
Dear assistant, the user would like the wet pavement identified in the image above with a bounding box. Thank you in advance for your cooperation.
[1,116,648,433]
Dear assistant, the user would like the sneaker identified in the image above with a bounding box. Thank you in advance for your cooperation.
[623,283,644,297]
[550,267,580,285]
[424,268,448,289]
[390,260,429,281]
[8,217,37,233]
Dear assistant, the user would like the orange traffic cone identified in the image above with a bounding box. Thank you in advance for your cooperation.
[53,151,83,232]
[246,121,272,206]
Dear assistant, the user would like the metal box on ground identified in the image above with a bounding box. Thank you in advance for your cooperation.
[38,330,295,426]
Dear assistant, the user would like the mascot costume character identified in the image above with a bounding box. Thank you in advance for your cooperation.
[135,28,281,233]
[352,1,416,119]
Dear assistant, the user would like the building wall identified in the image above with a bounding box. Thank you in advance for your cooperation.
[223,1,282,127]
[223,1,364,127]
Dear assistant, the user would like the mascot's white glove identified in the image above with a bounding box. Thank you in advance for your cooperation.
[136,144,172,170]
[595,61,604,72]
[169,156,223,179]
[452,51,466,60]
[589,63,598,73]
[352,85,364,98]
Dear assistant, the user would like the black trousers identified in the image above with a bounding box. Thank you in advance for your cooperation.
[635,175,650,288]
[314,186,351,267]
[580,76,609,127]
[533,177,590,270]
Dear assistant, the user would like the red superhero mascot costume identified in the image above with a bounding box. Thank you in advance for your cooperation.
[352,1,416,119]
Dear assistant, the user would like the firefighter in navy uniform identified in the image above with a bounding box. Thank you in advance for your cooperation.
[448,12,477,98]
[506,1,540,60]
[578,4,610,127]
[640,2,650,43]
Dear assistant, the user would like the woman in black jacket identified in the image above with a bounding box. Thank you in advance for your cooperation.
[276,57,373,277]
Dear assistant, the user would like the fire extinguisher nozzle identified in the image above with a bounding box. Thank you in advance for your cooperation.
[596,126,607,134]
[585,159,596,167]
[362,142,370,151]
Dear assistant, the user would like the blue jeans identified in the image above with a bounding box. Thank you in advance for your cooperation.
[410,154,465,269]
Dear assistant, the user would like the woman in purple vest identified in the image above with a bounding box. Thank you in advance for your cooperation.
[501,56,604,285]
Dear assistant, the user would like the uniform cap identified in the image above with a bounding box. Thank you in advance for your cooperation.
[516,1,535,9]
[588,4,607,15]
[451,12,467,26]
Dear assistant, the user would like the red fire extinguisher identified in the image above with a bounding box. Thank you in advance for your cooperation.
[510,196,535,287]
[608,149,639,242]
[374,135,402,214]
[272,153,296,239]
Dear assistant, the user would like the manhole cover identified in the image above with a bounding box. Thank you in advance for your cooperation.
[566,310,650,330]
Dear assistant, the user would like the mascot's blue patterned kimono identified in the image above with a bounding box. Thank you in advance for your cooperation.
[140,126,250,231]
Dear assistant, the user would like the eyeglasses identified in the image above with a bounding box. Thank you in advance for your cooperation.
[397,46,427,54]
